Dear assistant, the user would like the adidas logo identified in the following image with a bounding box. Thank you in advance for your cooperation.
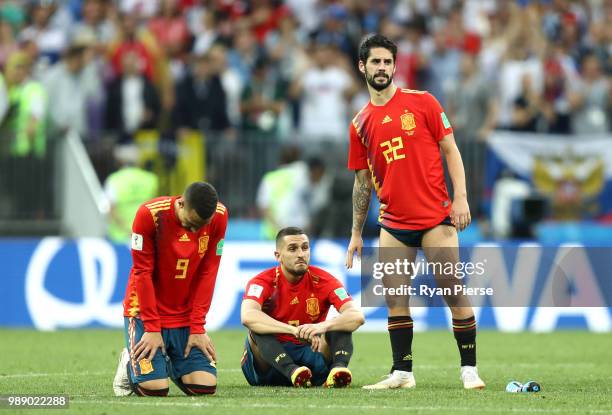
[179,233,190,242]
[290,296,299,305]
[382,115,392,124]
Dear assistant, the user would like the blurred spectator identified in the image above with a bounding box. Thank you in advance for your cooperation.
[227,25,263,85]
[20,2,68,67]
[249,0,288,44]
[583,21,610,75]
[424,27,461,105]
[109,12,155,80]
[447,54,497,142]
[510,74,541,132]
[0,19,18,69]
[314,3,356,58]
[0,1,25,30]
[106,51,161,141]
[3,51,47,158]
[71,0,116,47]
[445,4,481,55]
[148,0,190,79]
[42,37,102,139]
[540,54,571,134]
[191,7,222,55]
[569,53,610,135]
[290,42,356,145]
[0,51,48,218]
[497,32,544,129]
[174,51,230,133]
[109,11,174,118]
[388,17,430,90]
[446,53,497,217]
[264,12,309,82]
[305,157,331,238]
[256,145,308,240]
[284,0,319,35]
[104,144,158,243]
[207,43,243,127]
[240,57,287,135]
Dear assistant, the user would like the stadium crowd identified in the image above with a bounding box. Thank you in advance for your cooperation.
[0,0,610,234]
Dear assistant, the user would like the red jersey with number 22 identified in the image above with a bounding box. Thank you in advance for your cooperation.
[348,88,453,230]
[243,266,352,344]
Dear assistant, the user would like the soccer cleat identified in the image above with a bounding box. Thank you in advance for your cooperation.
[324,367,352,388]
[290,366,312,387]
[112,348,133,396]
[460,366,485,390]
[362,370,415,390]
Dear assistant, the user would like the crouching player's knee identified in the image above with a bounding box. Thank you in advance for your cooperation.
[176,371,217,395]
[134,379,170,397]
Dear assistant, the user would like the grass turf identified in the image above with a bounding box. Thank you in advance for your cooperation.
[1,330,611,414]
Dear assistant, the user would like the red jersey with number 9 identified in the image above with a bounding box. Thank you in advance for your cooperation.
[348,88,453,230]
[122,196,228,334]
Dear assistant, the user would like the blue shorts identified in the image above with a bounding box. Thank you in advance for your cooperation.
[380,216,454,248]
[124,317,216,385]
[240,336,331,386]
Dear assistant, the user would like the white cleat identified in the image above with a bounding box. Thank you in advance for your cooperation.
[112,348,133,396]
[363,370,416,390]
[460,366,485,390]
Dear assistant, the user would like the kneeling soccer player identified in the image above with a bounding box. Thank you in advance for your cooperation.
[112,182,227,397]
[240,227,365,387]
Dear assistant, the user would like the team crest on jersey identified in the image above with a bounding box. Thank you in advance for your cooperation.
[306,297,320,320]
[401,112,416,132]
[139,358,154,375]
[198,236,209,256]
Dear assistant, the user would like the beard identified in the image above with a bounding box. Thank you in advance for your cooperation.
[287,262,308,277]
[365,69,393,91]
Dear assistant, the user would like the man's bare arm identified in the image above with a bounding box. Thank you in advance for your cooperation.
[352,169,372,234]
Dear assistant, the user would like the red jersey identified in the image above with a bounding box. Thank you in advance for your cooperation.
[243,265,352,344]
[348,88,453,230]
[122,196,228,333]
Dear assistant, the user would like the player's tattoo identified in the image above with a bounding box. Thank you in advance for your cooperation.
[352,170,372,233]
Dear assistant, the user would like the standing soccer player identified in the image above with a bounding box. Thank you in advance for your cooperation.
[241,227,364,387]
[113,181,228,397]
[345,35,485,390]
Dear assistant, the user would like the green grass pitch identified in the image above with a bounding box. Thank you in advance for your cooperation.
[1,330,611,414]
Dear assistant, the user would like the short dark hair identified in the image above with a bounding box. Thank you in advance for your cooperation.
[358,34,397,64]
[184,181,218,221]
[275,227,306,247]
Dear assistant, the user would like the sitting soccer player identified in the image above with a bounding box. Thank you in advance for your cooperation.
[240,227,365,388]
